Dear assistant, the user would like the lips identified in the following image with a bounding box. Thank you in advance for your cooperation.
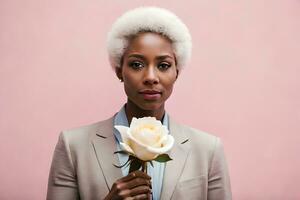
[139,89,162,100]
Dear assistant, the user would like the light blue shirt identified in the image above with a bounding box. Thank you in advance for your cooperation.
[113,105,169,200]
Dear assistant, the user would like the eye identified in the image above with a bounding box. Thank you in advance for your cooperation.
[129,61,144,70]
[158,62,171,71]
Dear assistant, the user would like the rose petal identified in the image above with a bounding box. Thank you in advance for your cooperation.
[136,129,160,146]
[129,117,139,129]
[130,117,160,130]
[153,134,168,147]
[120,142,134,154]
[146,135,174,154]
[142,117,162,127]
[157,126,169,138]
[127,131,149,148]
[129,138,158,161]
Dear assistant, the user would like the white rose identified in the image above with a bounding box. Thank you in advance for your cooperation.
[114,117,174,161]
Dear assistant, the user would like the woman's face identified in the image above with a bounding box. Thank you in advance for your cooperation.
[117,32,178,111]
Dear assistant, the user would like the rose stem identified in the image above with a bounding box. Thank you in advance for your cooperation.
[142,162,147,174]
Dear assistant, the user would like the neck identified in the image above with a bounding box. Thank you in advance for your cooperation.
[125,99,165,124]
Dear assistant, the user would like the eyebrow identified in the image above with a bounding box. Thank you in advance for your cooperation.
[128,53,175,60]
[128,54,145,60]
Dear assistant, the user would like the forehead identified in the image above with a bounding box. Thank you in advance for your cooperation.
[125,32,175,57]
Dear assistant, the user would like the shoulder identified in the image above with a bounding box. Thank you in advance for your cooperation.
[169,119,230,183]
[182,124,221,153]
[170,117,221,151]
[59,115,115,147]
[169,117,224,166]
[181,124,219,144]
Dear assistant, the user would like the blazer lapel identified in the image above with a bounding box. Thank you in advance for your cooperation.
[160,116,191,199]
[91,115,123,191]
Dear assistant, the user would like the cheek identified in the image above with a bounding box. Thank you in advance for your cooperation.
[165,85,174,97]
[165,71,177,89]
[123,76,139,96]
[122,71,134,87]
[163,79,176,98]
[123,83,134,97]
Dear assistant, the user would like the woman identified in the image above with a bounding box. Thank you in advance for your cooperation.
[47,7,232,200]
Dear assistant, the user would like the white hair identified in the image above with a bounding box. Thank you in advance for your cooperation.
[106,7,192,71]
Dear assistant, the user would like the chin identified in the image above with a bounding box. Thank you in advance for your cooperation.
[138,101,164,111]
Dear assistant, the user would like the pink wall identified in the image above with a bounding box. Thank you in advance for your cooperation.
[1,0,299,199]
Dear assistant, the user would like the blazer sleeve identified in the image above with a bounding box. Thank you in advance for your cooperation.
[47,132,80,200]
[207,138,232,200]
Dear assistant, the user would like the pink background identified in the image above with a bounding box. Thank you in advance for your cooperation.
[1,0,300,199]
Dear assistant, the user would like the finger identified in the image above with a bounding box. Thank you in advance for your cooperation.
[129,185,151,196]
[114,177,151,193]
[118,170,151,183]
[131,170,151,179]
[126,177,152,189]
[124,197,134,200]
[132,193,149,200]
[118,189,131,199]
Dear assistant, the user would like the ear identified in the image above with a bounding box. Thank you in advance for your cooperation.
[115,66,123,81]
[175,69,179,80]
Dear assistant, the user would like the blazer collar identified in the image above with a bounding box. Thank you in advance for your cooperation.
[92,114,191,197]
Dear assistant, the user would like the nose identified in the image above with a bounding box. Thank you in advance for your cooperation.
[143,66,159,85]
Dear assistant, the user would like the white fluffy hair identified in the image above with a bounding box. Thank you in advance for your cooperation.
[106,7,192,71]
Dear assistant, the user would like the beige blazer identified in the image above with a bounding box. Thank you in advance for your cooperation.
[47,114,232,200]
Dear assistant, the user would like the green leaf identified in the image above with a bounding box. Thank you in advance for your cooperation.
[113,150,128,155]
[154,154,173,163]
[113,156,131,168]
[129,157,143,173]
[149,161,154,168]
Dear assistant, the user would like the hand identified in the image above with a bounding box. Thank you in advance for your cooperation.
[104,170,152,200]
